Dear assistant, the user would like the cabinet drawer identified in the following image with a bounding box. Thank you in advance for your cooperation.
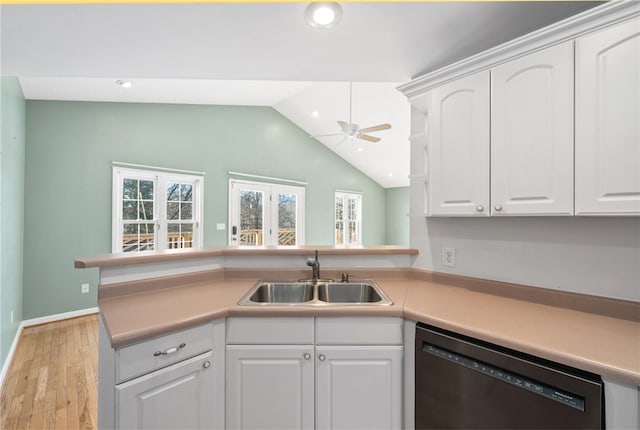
[116,323,215,383]
[226,317,314,344]
[316,317,403,345]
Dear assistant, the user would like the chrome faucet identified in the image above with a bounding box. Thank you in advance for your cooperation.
[306,250,320,282]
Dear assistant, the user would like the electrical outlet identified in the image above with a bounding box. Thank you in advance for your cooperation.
[216,223,226,231]
[442,247,456,267]
[81,283,90,294]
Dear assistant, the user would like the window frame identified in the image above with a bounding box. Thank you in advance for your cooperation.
[112,166,204,253]
[228,179,305,247]
[335,191,363,246]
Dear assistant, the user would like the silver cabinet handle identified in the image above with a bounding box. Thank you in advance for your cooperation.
[203,361,211,369]
[154,342,186,357]
[303,353,311,360]
[318,354,326,361]
[494,204,503,212]
[476,205,484,212]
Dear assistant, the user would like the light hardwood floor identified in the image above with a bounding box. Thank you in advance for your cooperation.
[0,314,99,430]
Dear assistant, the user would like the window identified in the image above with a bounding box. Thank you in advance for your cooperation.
[113,167,203,252]
[229,179,305,246]
[335,192,362,245]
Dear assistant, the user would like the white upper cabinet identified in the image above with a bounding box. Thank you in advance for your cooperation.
[491,41,575,216]
[401,2,640,218]
[427,71,490,216]
[426,43,574,217]
[575,17,640,215]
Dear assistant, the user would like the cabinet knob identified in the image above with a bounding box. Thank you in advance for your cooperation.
[203,361,211,369]
[303,353,311,360]
[494,204,503,212]
[476,205,484,212]
[318,354,326,361]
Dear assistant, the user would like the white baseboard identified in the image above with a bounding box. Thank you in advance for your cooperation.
[0,307,99,390]
[21,306,99,328]
[0,323,24,391]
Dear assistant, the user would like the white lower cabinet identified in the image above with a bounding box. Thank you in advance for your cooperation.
[603,377,640,430]
[117,351,216,429]
[225,345,315,430]
[315,346,403,430]
[225,317,404,430]
[98,318,225,430]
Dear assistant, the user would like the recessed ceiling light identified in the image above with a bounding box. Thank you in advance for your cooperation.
[116,80,133,88]
[312,111,319,118]
[305,2,343,29]
[357,147,364,152]
[388,172,393,177]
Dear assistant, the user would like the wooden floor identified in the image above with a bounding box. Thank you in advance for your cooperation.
[0,314,99,430]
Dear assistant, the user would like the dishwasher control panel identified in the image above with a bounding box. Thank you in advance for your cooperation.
[423,342,586,411]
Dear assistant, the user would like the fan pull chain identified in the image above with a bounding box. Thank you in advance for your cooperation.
[349,81,353,126]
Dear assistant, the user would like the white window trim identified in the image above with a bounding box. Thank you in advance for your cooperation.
[335,191,363,246]
[112,166,204,253]
[228,179,305,246]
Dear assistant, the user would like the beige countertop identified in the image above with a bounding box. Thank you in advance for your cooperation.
[98,269,640,386]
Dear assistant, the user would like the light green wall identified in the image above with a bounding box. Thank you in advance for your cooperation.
[1,77,25,368]
[23,100,387,319]
[385,187,409,246]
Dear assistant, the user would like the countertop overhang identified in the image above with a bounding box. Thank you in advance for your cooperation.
[75,245,419,269]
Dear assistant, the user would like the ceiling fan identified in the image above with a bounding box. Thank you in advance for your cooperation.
[311,82,392,143]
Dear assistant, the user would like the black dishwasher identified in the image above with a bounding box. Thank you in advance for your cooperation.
[415,323,604,429]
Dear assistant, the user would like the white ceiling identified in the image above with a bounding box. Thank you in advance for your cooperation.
[1,2,600,188]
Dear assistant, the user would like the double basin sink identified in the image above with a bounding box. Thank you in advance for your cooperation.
[238,280,393,306]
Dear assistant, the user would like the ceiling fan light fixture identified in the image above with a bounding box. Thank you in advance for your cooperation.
[305,2,343,29]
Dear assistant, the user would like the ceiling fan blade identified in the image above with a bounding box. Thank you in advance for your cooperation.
[337,120,350,133]
[359,123,392,134]
[358,134,381,143]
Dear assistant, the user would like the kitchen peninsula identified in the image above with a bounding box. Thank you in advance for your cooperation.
[76,245,639,430]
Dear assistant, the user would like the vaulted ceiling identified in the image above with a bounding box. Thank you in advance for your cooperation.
[1,1,601,187]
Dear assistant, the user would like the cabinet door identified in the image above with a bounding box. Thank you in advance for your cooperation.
[226,345,314,430]
[116,351,215,429]
[491,41,574,215]
[316,346,403,430]
[575,18,640,215]
[427,70,490,216]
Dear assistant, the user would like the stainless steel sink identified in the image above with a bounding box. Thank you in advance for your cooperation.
[317,282,386,304]
[241,282,315,305]
[238,280,392,306]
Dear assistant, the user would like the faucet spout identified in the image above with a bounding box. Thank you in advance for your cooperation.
[306,250,320,282]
